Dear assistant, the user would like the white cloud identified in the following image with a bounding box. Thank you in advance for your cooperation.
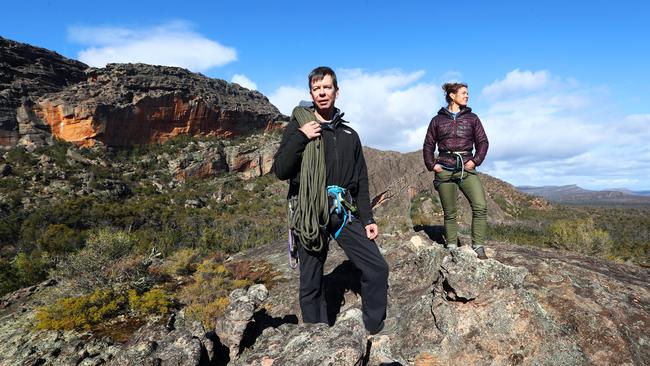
[477,70,650,189]
[482,69,552,99]
[268,86,310,116]
[268,68,650,189]
[336,68,441,152]
[68,21,236,71]
[231,74,257,90]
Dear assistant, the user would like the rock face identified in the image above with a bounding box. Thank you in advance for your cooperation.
[22,63,284,147]
[0,36,87,147]
[1,37,285,150]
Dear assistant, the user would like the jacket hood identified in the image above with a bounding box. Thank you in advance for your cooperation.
[437,106,472,118]
[298,101,346,127]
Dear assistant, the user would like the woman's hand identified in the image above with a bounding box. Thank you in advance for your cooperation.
[299,121,321,139]
[464,160,476,170]
[433,164,443,173]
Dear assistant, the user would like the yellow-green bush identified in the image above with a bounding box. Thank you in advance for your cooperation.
[186,296,230,329]
[128,288,172,316]
[36,287,173,331]
[160,248,202,276]
[179,258,276,327]
[36,289,125,330]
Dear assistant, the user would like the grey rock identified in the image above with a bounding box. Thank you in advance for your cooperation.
[235,308,367,366]
[111,322,203,366]
[247,284,269,307]
[215,285,268,361]
[439,246,528,301]
[229,288,248,302]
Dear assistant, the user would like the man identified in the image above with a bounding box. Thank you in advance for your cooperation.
[272,66,389,335]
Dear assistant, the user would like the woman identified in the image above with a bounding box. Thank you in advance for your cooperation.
[423,82,489,259]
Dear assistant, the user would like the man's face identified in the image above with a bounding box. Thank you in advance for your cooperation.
[310,74,339,112]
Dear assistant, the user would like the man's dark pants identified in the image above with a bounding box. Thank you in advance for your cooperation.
[297,216,389,334]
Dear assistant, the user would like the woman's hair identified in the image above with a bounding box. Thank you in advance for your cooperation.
[442,82,468,104]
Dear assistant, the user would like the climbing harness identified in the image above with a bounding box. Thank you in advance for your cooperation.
[326,185,358,239]
[438,150,472,183]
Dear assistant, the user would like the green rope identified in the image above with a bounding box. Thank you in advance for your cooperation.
[289,106,329,252]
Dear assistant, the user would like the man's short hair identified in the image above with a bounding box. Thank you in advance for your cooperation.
[308,66,338,90]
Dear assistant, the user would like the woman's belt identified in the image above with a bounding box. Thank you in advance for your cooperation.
[438,150,472,156]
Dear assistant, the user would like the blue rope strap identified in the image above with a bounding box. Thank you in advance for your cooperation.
[327,185,352,239]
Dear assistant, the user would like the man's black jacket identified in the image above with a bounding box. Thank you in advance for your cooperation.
[272,109,375,226]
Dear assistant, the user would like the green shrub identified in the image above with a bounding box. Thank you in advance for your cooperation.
[0,257,20,295]
[14,251,49,286]
[34,140,73,166]
[4,148,35,167]
[547,217,613,256]
[56,228,140,292]
[37,224,84,256]
[0,211,22,247]
[488,223,547,247]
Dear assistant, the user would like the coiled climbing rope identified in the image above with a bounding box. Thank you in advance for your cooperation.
[288,106,329,252]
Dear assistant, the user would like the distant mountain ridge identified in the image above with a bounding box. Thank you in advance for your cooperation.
[517,184,650,205]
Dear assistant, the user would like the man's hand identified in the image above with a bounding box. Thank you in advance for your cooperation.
[433,164,443,173]
[299,121,321,139]
[365,223,379,240]
[464,160,476,170]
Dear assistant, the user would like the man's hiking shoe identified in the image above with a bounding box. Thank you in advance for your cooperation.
[367,317,397,338]
[473,246,488,260]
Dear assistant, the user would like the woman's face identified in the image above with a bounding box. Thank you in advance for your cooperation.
[450,87,469,106]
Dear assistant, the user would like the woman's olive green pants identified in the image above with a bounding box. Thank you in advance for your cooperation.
[434,169,487,248]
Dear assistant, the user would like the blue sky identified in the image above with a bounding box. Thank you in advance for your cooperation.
[2,0,650,190]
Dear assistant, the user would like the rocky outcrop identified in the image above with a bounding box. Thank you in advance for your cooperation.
[1,233,648,365]
[232,233,650,365]
[171,136,280,182]
[0,36,87,148]
[21,63,284,147]
[110,321,206,366]
[234,308,368,366]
